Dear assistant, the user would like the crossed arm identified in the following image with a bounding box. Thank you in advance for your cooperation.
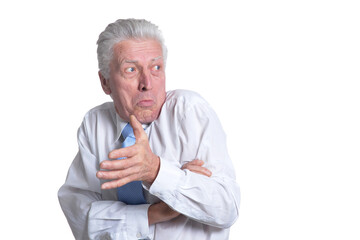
[146,160,210,225]
[96,115,212,225]
[59,110,239,239]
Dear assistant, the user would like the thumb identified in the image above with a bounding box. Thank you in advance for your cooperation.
[129,115,147,141]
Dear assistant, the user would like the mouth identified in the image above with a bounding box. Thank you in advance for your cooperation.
[137,99,155,107]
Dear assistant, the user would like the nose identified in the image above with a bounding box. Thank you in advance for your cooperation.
[138,70,152,92]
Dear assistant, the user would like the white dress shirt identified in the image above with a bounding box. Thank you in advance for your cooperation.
[58,89,241,240]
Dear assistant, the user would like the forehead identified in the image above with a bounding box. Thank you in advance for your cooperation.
[113,39,163,62]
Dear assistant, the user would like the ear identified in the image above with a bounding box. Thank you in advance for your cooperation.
[99,71,111,95]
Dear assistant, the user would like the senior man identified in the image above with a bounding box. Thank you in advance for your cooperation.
[58,19,240,240]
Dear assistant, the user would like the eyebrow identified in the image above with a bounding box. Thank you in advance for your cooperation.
[152,56,162,61]
[124,56,162,64]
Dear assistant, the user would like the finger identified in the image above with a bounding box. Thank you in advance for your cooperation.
[100,174,138,189]
[181,159,204,170]
[129,115,147,141]
[97,166,141,180]
[99,158,136,170]
[188,169,212,177]
[188,159,205,166]
[108,145,137,159]
[182,164,212,177]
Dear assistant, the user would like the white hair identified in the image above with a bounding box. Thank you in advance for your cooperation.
[97,19,168,79]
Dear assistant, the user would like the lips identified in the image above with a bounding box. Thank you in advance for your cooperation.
[137,99,155,107]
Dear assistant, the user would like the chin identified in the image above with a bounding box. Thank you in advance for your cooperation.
[135,109,160,124]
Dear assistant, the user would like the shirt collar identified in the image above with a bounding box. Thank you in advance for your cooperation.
[115,113,128,144]
[114,112,151,143]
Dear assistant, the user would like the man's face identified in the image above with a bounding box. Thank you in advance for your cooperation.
[100,39,166,124]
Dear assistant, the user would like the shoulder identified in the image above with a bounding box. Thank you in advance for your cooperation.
[83,102,115,120]
[81,102,117,130]
[158,90,215,126]
[165,89,210,111]
[78,102,117,143]
[85,102,114,116]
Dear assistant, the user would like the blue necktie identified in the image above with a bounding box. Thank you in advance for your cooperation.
[117,123,147,205]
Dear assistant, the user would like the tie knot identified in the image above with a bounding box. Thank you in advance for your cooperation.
[121,123,135,139]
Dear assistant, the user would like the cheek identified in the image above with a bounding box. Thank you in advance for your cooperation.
[155,87,166,105]
[154,76,166,91]
[110,82,132,105]
[118,88,134,106]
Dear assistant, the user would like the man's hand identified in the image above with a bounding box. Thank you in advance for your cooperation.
[97,115,160,189]
[181,159,212,177]
[148,201,181,225]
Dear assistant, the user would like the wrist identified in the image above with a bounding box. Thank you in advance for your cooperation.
[148,202,180,226]
[145,155,160,185]
[148,204,158,226]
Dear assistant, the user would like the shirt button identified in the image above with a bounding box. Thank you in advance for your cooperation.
[136,232,142,238]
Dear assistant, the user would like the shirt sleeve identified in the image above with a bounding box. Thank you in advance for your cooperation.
[58,121,153,240]
[146,100,241,228]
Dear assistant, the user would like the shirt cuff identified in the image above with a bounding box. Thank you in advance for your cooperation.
[147,157,184,202]
[125,204,153,239]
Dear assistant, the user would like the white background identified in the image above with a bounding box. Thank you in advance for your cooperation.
[1,0,359,239]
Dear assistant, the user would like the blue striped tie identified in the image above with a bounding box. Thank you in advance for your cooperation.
[117,123,147,205]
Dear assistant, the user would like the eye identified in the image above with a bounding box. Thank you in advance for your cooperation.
[125,67,136,73]
[152,65,161,71]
